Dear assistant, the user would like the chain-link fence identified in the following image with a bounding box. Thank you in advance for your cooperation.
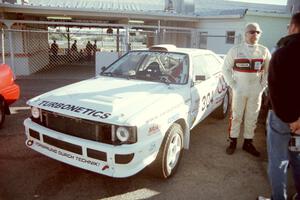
[0,27,151,77]
[0,25,240,78]
[163,30,192,48]
[47,29,127,69]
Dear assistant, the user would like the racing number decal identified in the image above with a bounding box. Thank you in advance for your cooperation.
[217,76,227,93]
[201,91,214,111]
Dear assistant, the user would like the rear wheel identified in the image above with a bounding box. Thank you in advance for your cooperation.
[213,91,229,119]
[0,99,5,129]
[151,123,183,179]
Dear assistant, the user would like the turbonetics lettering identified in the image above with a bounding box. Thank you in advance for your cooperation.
[38,100,111,119]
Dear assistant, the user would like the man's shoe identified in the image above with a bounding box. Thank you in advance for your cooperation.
[243,139,260,157]
[257,196,270,200]
[226,138,237,155]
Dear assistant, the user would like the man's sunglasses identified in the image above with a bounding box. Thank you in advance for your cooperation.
[248,30,261,34]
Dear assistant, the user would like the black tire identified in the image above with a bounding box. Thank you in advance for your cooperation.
[150,123,183,179]
[0,99,5,129]
[212,90,229,119]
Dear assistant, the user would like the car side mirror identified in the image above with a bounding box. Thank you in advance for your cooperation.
[101,66,107,72]
[195,75,206,81]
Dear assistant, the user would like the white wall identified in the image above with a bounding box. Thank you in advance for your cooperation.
[197,18,245,54]
[197,13,290,54]
[27,29,49,74]
[0,27,50,76]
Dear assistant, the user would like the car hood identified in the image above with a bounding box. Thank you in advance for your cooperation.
[28,76,180,125]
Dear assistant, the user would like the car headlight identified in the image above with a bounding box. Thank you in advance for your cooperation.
[31,107,40,119]
[113,126,137,144]
[116,127,130,142]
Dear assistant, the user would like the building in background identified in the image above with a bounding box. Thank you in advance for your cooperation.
[287,0,300,13]
[194,0,290,53]
[0,0,291,75]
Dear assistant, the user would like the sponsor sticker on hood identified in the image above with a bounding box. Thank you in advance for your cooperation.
[37,100,111,119]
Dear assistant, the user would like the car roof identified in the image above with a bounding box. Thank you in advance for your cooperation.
[134,44,215,56]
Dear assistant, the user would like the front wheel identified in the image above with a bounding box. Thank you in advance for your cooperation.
[150,123,183,179]
[0,99,5,129]
[212,90,229,119]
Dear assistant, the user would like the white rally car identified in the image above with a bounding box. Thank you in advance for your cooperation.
[24,45,229,179]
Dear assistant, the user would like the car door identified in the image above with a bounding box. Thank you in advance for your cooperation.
[202,54,227,111]
[189,54,215,128]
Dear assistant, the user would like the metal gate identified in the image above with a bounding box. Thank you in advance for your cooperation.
[0,27,131,77]
[0,24,202,78]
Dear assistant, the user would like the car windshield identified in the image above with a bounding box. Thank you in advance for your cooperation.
[101,51,189,84]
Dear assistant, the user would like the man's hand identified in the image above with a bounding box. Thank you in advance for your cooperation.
[290,118,300,134]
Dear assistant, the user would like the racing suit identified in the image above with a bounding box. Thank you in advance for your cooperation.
[222,42,271,139]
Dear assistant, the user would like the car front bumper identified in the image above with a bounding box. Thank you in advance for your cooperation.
[24,118,160,177]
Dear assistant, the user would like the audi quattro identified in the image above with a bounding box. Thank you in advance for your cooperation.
[24,45,229,179]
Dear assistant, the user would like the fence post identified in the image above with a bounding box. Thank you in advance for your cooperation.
[162,29,166,44]
[157,20,161,44]
[191,29,197,48]
[1,28,5,64]
[125,26,130,52]
[8,30,16,74]
[116,28,120,53]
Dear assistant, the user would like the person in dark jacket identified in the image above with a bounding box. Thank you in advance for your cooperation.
[262,12,300,200]
[50,40,58,56]
[86,41,93,61]
[71,40,78,53]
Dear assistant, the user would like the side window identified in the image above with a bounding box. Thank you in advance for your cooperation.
[199,32,208,49]
[111,52,144,74]
[203,54,222,77]
[192,55,207,78]
[226,31,235,44]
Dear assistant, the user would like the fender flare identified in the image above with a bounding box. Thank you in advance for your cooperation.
[174,119,190,149]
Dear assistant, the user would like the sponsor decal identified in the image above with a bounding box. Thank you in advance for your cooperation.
[102,165,109,171]
[254,61,262,70]
[37,100,111,119]
[217,76,227,94]
[145,102,183,124]
[35,141,101,167]
[236,63,250,68]
[201,91,214,111]
[148,124,160,135]
[234,58,264,72]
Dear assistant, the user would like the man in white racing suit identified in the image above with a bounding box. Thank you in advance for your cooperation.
[222,23,271,157]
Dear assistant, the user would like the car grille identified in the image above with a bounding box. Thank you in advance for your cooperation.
[41,110,112,144]
[43,135,82,155]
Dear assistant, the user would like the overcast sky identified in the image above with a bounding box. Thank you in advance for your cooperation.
[228,0,287,5]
